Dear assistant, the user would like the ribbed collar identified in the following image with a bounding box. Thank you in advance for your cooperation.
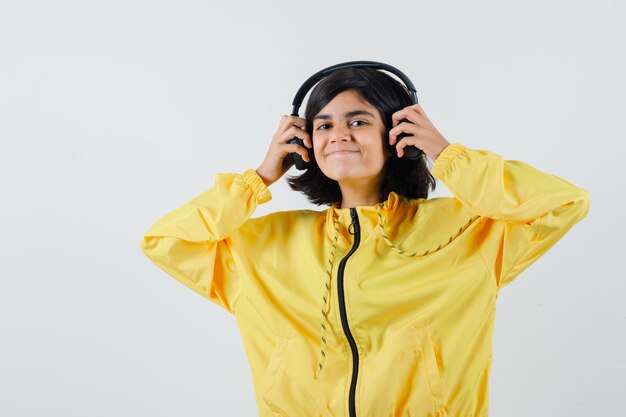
[324,191,408,245]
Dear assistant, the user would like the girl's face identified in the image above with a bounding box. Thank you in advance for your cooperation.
[312,89,388,186]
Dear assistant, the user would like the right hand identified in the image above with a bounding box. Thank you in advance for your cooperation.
[256,115,312,187]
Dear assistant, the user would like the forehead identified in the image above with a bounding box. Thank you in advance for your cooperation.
[324,90,371,108]
[313,90,378,121]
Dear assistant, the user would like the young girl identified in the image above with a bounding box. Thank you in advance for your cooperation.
[140,67,590,417]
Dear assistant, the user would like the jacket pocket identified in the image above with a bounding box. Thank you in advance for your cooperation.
[262,335,325,417]
[413,326,446,414]
[359,324,447,417]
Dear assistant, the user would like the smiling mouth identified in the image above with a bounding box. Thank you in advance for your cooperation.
[326,150,359,157]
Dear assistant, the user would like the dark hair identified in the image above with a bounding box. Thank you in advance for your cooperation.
[286,67,437,206]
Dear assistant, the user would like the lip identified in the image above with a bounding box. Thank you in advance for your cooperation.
[325,150,359,157]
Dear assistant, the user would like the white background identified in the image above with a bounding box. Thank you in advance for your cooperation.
[1,1,624,416]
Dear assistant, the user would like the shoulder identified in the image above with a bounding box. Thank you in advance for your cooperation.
[247,208,326,232]
[388,195,481,253]
[419,196,471,218]
[419,196,483,236]
[391,194,471,226]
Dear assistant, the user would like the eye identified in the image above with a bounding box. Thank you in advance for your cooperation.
[316,120,368,130]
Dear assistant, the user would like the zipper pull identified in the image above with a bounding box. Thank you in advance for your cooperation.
[348,208,357,235]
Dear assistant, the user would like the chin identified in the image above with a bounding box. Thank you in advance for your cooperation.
[327,169,371,183]
[320,165,356,180]
[319,156,386,180]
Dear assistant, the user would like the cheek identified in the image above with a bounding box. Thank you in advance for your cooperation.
[365,138,387,160]
[312,137,326,161]
[313,146,323,162]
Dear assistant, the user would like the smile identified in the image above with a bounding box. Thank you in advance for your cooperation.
[326,150,359,157]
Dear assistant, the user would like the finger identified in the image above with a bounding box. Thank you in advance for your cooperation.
[294,116,307,129]
[281,125,311,147]
[282,143,310,162]
[395,135,422,158]
[412,104,431,122]
[284,115,306,128]
[396,139,409,158]
[279,115,305,132]
[277,115,292,134]
[389,121,418,145]
[391,107,428,128]
[296,123,312,148]
[281,119,310,143]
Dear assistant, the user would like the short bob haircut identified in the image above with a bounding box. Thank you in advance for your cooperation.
[287,66,437,207]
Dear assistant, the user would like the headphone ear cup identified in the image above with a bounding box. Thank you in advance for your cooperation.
[288,137,311,170]
[387,132,412,159]
[395,132,423,160]
[392,118,423,160]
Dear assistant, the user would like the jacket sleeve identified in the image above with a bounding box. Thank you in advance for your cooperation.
[431,143,590,290]
[139,168,272,313]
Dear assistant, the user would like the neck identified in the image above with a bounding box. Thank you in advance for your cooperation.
[338,178,382,209]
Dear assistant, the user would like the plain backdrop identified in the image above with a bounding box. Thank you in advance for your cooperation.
[1,1,624,416]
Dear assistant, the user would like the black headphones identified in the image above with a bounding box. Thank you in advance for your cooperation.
[288,60,422,170]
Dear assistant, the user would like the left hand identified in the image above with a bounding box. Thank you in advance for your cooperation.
[389,103,451,162]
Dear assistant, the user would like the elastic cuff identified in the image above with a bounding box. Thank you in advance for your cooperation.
[241,169,272,204]
[431,143,469,179]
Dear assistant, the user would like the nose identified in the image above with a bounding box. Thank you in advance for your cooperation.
[329,123,351,143]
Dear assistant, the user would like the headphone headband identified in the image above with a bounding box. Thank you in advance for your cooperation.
[290,60,418,116]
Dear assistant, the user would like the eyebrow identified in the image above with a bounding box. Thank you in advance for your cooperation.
[312,110,376,122]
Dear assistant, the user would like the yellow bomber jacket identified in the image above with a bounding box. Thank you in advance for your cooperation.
[140,143,590,417]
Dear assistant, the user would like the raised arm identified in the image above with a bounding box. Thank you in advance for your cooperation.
[139,169,271,313]
[431,143,590,289]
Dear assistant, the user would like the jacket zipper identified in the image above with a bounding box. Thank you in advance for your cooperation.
[337,208,361,417]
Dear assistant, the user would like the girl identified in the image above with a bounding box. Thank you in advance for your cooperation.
[140,67,590,417]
